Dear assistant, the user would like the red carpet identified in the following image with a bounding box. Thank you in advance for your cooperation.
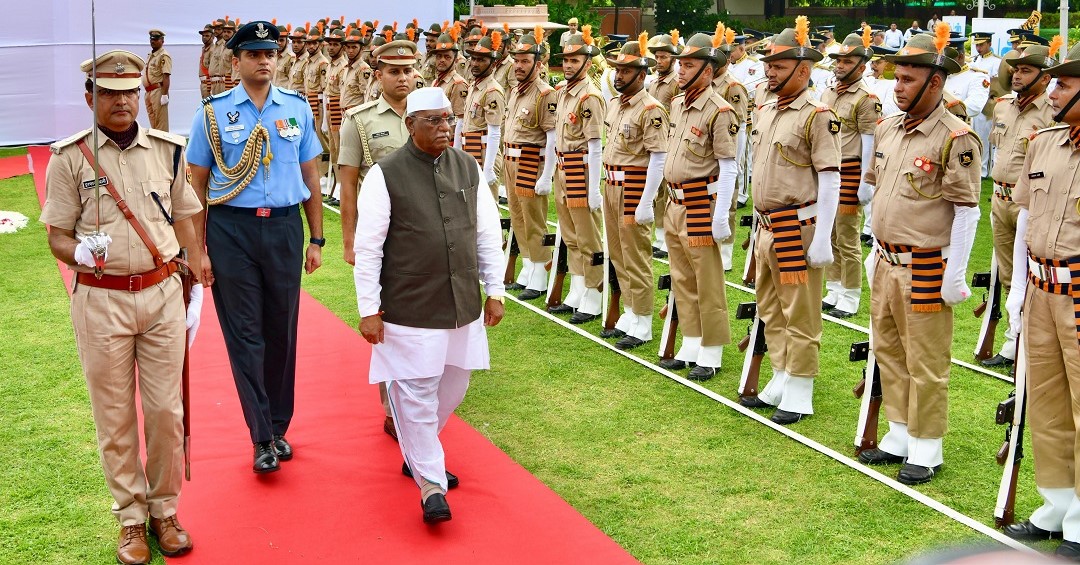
[28,146,640,565]
[0,153,30,180]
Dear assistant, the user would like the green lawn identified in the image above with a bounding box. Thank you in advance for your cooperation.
[0,160,1053,564]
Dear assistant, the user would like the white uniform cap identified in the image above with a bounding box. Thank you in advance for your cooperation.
[406,87,452,115]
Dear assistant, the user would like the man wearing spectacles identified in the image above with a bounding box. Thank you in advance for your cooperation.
[354,87,505,524]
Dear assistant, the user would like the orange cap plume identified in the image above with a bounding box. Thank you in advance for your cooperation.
[443,20,450,32]
[726,28,736,46]
[271,18,276,25]
[492,31,503,52]
[407,28,416,42]
[481,25,488,37]
[583,24,594,46]
[384,29,393,42]
[713,22,724,48]
[669,29,680,46]
[305,21,311,33]
[393,21,398,32]
[412,18,419,30]
[449,24,460,43]
[503,23,511,36]
[286,23,291,33]
[373,20,379,30]
[1049,35,1064,59]
[340,15,344,24]
[533,25,544,45]
[794,16,810,48]
[933,22,950,53]
[639,31,649,57]
[861,25,872,49]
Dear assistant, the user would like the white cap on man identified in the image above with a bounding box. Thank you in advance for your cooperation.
[406,87,452,115]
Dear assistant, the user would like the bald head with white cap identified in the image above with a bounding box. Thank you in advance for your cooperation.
[405,87,455,157]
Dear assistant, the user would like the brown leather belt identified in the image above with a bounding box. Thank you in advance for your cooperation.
[146,83,161,92]
[76,261,179,292]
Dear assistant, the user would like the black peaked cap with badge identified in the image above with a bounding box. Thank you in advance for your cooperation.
[226,21,280,51]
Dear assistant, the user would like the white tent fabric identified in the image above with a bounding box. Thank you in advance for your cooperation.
[0,1,451,145]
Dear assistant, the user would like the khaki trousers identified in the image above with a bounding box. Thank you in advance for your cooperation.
[553,167,603,288]
[871,257,952,439]
[199,79,211,99]
[665,199,731,346]
[991,194,1021,285]
[826,210,862,289]
[603,181,654,315]
[754,224,823,376]
[1024,283,1080,490]
[71,276,186,525]
[146,89,169,131]
[502,157,551,261]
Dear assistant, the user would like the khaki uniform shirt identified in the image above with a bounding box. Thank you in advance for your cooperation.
[603,88,669,168]
[338,97,408,186]
[274,49,295,88]
[663,85,740,184]
[342,58,372,110]
[421,55,438,86]
[434,70,469,117]
[554,78,605,152]
[463,73,505,133]
[365,73,382,104]
[504,76,558,146]
[496,57,517,92]
[712,70,749,125]
[289,52,309,92]
[990,92,1055,184]
[208,42,230,79]
[750,88,842,210]
[864,102,982,248]
[199,45,212,79]
[1013,125,1080,260]
[819,78,880,158]
[647,71,680,111]
[324,55,349,97]
[144,48,172,89]
[40,127,202,275]
[304,52,330,95]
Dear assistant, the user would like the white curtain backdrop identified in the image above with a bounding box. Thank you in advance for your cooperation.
[0,1,451,145]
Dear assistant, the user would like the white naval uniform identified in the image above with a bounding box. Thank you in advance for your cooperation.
[970,52,1001,177]
[944,65,990,119]
[354,160,505,491]
[729,54,765,203]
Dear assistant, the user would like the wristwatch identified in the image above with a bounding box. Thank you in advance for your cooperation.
[309,237,326,247]
[488,295,505,304]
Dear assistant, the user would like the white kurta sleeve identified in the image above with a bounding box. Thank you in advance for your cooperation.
[353,164,391,318]
[474,161,506,297]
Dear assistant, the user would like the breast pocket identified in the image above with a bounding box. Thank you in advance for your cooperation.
[141,180,173,223]
[771,130,811,169]
[1028,175,1052,219]
[901,159,943,201]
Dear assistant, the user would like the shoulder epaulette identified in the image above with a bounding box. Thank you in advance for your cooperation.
[345,99,379,118]
[644,102,657,110]
[278,87,307,101]
[50,128,91,154]
[878,111,905,125]
[970,67,988,74]
[201,90,229,105]
[1033,124,1070,137]
[453,76,465,85]
[950,128,971,139]
[146,129,187,147]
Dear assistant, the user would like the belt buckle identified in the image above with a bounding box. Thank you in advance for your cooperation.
[256,208,271,218]
[128,274,143,292]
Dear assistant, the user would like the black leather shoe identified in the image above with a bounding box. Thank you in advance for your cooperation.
[658,358,687,370]
[1057,540,1080,561]
[771,409,807,425]
[857,448,905,466]
[422,493,452,524]
[826,307,856,318]
[897,463,941,485]
[505,282,525,291]
[498,197,508,205]
[569,312,598,324]
[1003,519,1063,541]
[252,442,279,474]
[821,300,836,311]
[652,249,668,259]
[547,303,574,314]
[687,365,716,381]
[861,234,873,246]
[517,289,544,301]
[739,396,774,409]
[402,462,459,489]
[272,435,292,461]
[980,354,1014,368]
[600,328,626,339]
[615,336,646,350]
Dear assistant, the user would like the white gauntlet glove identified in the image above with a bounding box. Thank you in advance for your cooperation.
[941,204,980,306]
[186,283,204,348]
[635,151,667,224]
[807,170,840,268]
[74,233,111,269]
[160,94,169,106]
[1004,208,1029,329]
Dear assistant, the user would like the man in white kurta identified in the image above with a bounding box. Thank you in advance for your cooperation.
[353,88,506,523]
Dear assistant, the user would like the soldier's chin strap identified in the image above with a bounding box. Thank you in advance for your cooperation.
[905,66,937,114]
[614,68,645,93]
[681,59,710,92]
[1054,90,1080,123]
[1017,70,1044,95]
[564,59,588,85]
[837,58,868,85]
[769,60,803,93]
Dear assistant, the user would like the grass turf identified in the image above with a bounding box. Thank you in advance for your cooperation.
[0,164,1053,563]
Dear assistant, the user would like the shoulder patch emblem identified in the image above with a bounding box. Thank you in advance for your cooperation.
[828,119,841,134]
[875,102,883,114]
[982,79,990,88]
[651,116,663,129]
[461,89,467,98]
[581,107,592,119]
[728,122,739,135]
[489,100,498,110]
[547,101,557,114]
[958,149,974,168]
[731,93,741,104]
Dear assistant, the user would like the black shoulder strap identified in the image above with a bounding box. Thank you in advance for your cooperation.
[172,145,182,181]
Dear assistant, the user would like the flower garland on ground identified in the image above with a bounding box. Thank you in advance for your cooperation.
[0,211,29,234]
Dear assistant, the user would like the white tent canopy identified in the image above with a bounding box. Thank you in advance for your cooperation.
[0,1,451,146]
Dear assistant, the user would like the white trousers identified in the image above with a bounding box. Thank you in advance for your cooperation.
[388,365,471,492]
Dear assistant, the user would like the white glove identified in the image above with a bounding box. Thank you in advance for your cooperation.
[941,204,980,306]
[74,233,111,268]
[587,138,603,211]
[160,94,169,105]
[186,283,203,348]
[483,124,501,185]
[321,112,329,136]
[453,118,464,149]
[711,202,731,241]
[636,151,666,225]
[535,130,556,196]
[858,134,875,205]
[1005,208,1029,329]
[858,183,874,205]
[534,175,552,195]
[864,240,877,290]
[807,170,840,268]
[710,157,738,241]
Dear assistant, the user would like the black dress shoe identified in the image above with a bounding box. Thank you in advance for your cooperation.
[422,493,452,524]
[897,463,941,485]
[821,300,837,311]
[861,234,873,246]
[505,282,525,291]
[1057,540,1080,561]
[614,336,645,350]
[402,462,459,489]
[687,365,716,381]
[569,312,598,324]
[739,396,774,409]
[498,196,508,205]
[600,328,626,339]
[857,448,905,466]
[826,307,856,318]
[771,409,807,425]
[272,435,292,461]
[1003,519,1063,541]
[652,249,668,259]
[518,289,544,300]
[547,303,574,314]
[252,442,280,474]
[980,354,1014,368]
[658,358,687,370]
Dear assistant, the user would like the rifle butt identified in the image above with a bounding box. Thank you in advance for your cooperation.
[739,356,762,397]
[604,291,621,330]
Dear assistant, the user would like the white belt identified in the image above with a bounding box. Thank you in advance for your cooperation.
[505,147,523,158]
[609,170,626,182]
[210,77,223,83]
[755,203,818,228]
[480,134,488,144]
[1029,257,1072,284]
[875,242,952,266]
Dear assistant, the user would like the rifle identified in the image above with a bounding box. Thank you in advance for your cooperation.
[736,302,766,401]
[972,254,1002,361]
[544,230,567,309]
[851,339,883,456]
[657,274,679,361]
[994,320,1027,528]
[179,248,195,481]
[501,218,519,286]
[741,214,758,287]
[603,258,621,332]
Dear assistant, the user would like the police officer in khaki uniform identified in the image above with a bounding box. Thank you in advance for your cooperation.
[428,30,469,141]
[287,25,309,92]
[656,29,740,380]
[857,30,982,485]
[323,29,350,196]
[207,19,229,95]
[338,38,421,439]
[981,43,1058,368]
[820,31,881,317]
[42,50,200,564]
[602,36,669,349]
[341,27,372,110]
[144,29,172,131]
[494,26,517,92]
[198,24,214,98]
[1000,40,1080,558]
[646,32,682,259]
[221,19,239,89]
[420,22,443,85]
[462,32,507,202]
[550,28,606,322]
[504,28,559,299]
[713,26,750,272]
[273,23,295,88]
[739,20,842,421]
[304,28,331,178]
